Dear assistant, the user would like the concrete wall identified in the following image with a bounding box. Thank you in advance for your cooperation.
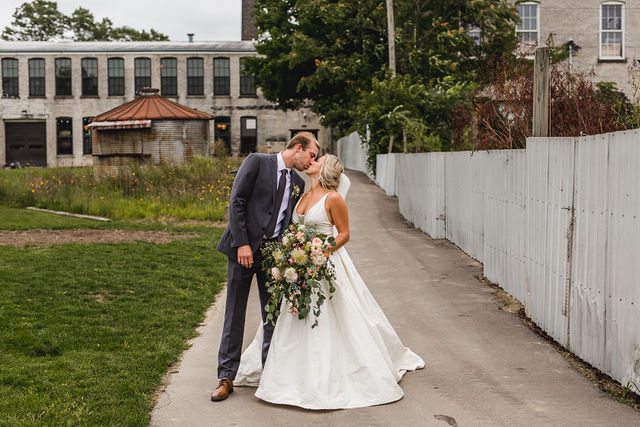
[343,129,640,391]
[0,42,330,167]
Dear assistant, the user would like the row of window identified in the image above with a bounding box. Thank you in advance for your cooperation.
[515,1,625,59]
[1,56,256,98]
[50,116,256,156]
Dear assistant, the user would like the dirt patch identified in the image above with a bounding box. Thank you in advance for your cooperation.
[0,229,200,248]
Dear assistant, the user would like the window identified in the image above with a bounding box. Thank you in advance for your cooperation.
[2,58,19,97]
[81,58,98,96]
[161,57,177,96]
[214,57,230,95]
[467,25,482,46]
[240,116,257,154]
[516,2,539,45]
[239,57,256,96]
[600,2,624,59]
[108,58,125,96]
[56,117,73,155]
[134,57,151,94]
[187,57,204,95]
[214,116,231,154]
[29,58,45,97]
[55,57,72,96]
[82,117,93,155]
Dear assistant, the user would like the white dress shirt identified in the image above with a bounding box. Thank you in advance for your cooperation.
[272,152,292,237]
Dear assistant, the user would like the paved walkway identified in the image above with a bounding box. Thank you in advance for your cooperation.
[152,171,640,426]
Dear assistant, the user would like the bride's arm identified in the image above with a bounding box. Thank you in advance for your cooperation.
[326,192,350,251]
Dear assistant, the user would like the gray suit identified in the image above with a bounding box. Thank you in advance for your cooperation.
[216,153,305,380]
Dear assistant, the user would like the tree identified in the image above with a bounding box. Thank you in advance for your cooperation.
[245,0,389,133]
[2,0,169,41]
[247,0,518,151]
[68,7,113,41]
[393,0,518,84]
[355,73,471,167]
[2,0,67,41]
[109,27,169,42]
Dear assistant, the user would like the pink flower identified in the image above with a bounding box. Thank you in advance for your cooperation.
[296,232,305,241]
[284,267,298,282]
[271,267,282,280]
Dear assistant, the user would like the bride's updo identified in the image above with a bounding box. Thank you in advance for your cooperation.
[319,154,344,191]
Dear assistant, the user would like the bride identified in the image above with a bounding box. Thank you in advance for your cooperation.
[234,154,424,409]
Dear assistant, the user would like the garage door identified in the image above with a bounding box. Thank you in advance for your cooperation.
[5,121,46,167]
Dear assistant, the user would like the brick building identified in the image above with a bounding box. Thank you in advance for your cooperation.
[513,1,640,97]
[0,40,329,167]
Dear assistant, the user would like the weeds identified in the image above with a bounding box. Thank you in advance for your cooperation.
[0,156,242,221]
[620,379,640,403]
[453,59,637,150]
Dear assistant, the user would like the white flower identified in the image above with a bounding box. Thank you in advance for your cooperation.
[284,267,298,282]
[282,235,290,246]
[291,248,308,264]
[271,267,282,280]
[311,254,326,266]
[272,249,283,261]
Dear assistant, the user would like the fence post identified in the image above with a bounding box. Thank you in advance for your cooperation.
[532,47,550,137]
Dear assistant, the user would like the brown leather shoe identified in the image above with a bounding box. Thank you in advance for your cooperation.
[210,377,234,401]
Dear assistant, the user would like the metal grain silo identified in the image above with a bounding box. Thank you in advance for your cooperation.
[89,88,212,176]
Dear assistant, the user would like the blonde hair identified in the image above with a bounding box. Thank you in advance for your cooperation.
[319,154,344,191]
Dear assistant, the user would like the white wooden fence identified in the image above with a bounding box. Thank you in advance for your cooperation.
[339,130,640,390]
[336,131,369,176]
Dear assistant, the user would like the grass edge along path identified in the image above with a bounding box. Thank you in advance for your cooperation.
[0,208,227,425]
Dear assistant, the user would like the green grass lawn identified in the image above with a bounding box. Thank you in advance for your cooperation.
[0,206,227,425]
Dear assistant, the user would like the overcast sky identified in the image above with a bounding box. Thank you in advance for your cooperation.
[0,0,242,41]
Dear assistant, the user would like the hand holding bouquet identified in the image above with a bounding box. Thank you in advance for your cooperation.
[261,223,336,328]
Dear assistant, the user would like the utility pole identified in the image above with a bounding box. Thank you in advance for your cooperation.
[532,47,550,137]
[386,0,396,77]
[386,0,396,153]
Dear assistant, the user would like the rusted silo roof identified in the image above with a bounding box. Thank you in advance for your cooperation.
[91,88,212,122]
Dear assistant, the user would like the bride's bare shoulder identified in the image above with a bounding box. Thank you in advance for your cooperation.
[326,191,346,207]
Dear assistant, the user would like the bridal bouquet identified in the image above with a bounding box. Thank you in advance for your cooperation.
[261,223,336,328]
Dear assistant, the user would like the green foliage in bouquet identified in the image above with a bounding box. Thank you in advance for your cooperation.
[261,223,337,328]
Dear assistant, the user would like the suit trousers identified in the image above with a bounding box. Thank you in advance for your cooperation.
[217,248,277,380]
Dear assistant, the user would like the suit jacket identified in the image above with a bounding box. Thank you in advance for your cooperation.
[217,153,305,261]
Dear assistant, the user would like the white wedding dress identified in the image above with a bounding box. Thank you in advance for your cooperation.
[234,190,424,410]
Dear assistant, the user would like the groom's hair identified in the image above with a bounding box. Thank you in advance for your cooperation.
[287,131,319,150]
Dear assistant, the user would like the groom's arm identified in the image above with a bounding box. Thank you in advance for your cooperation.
[228,154,260,249]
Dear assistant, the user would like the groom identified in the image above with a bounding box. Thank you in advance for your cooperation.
[211,131,319,401]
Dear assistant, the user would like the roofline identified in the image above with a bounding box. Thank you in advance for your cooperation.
[0,49,256,55]
[0,41,257,55]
